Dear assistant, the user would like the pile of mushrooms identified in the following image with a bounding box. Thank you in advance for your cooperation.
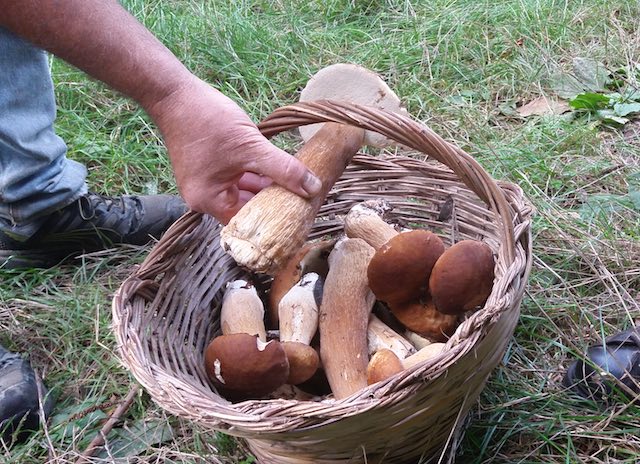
[204,63,495,401]
[203,199,495,402]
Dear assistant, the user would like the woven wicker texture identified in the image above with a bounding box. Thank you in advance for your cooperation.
[112,100,533,464]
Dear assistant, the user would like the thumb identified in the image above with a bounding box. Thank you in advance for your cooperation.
[251,144,322,198]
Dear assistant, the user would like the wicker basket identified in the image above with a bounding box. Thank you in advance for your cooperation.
[112,100,533,464]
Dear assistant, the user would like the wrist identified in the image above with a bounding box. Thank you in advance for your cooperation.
[138,70,200,118]
[143,76,233,155]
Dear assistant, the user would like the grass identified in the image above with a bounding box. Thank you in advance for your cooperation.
[1,0,639,462]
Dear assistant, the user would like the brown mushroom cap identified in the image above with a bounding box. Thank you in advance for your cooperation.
[366,349,404,385]
[282,341,320,385]
[204,333,289,400]
[390,298,458,342]
[429,240,495,315]
[367,230,445,305]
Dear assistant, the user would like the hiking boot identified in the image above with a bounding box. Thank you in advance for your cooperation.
[0,192,187,269]
[0,345,54,445]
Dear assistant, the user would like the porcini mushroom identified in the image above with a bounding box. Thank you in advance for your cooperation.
[404,330,433,350]
[367,229,445,305]
[220,64,405,275]
[203,279,289,399]
[366,348,404,385]
[366,343,446,385]
[344,200,452,338]
[343,199,398,250]
[298,64,407,148]
[429,240,495,315]
[204,333,289,400]
[401,342,446,369]
[319,237,376,399]
[267,239,333,328]
[343,200,445,305]
[372,301,407,335]
[278,272,323,385]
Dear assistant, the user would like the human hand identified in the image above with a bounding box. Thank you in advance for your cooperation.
[147,77,321,224]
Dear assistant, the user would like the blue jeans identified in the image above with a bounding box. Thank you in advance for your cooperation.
[0,26,87,239]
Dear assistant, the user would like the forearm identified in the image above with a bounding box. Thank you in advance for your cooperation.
[0,0,194,111]
[0,0,321,222]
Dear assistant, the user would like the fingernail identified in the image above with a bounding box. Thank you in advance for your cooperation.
[302,172,322,196]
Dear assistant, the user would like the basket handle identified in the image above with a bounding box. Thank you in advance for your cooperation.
[258,99,516,262]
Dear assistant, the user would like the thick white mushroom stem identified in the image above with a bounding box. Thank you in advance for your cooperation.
[319,238,376,399]
[343,199,397,250]
[219,280,266,341]
[367,314,416,360]
[278,272,323,385]
[279,272,322,344]
[267,239,333,329]
[220,123,365,276]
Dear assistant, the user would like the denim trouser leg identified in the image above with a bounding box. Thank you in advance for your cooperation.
[0,26,87,239]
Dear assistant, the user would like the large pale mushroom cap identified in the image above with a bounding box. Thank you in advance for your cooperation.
[299,63,406,147]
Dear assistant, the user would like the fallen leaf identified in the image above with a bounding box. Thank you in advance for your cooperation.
[516,96,570,117]
[550,57,611,99]
[572,57,610,92]
[614,102,640,117]
[550,73,587,99]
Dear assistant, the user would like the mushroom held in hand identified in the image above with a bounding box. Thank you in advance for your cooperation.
[204,333,289,400]
[429,240,495,315]
[220,123,363,275]
[220,64,405,275]
[278,272,323,385]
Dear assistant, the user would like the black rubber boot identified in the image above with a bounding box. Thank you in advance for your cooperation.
[563,328,640,403]
[0,192,187,269]
[0,345,54,445]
